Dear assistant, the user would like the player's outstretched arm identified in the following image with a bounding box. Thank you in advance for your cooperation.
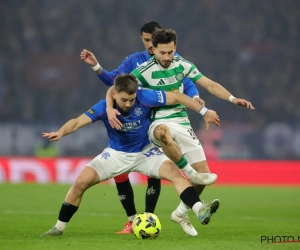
[80,49,101,73]
[195,76,255,109]
[80,49,134,86]
[42,114,92,141]
[165,91,220,129]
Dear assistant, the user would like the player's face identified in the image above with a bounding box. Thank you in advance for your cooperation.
[141,32,154,55]
[114,91,137,112]
[153,42,176,68]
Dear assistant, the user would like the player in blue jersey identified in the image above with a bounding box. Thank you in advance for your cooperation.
[80,21,208,234]
[40,74,220,236]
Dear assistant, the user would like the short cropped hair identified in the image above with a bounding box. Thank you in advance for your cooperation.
[140,21,162,35]
[151,29,177,47]
[114,74,138,95]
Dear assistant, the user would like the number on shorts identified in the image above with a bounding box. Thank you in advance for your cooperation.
[144,147,163,157]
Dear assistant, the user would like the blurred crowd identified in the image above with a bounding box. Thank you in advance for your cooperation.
[0,0,299,126]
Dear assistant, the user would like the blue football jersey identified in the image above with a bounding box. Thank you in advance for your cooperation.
[84,89,167,153]
[98,50,200,98]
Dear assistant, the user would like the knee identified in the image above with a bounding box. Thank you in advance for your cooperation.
[73,176,89,194]
[154,125,172,145]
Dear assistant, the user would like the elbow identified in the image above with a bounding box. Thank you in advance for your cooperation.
[207,82,216,93]
[72,119,81,131]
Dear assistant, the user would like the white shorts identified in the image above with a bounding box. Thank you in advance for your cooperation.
[148,121,206,164]
[87,144,169,181]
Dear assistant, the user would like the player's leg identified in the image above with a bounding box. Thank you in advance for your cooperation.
[158,160,219,222]
[172,127,219,227]
[173,160,219,225]
[145,177,161,213]
[134,147,219,236]
[191,159,210,196]
[41,147,126,236]
[114,174,137,234]
[149,123,217,185]
[40,165,101,236]
[158,160,219,232]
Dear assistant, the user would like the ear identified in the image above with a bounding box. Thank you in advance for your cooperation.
[112,91,116,99]
[174,45,177,52]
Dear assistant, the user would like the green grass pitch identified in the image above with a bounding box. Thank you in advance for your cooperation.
[0,183,299,250]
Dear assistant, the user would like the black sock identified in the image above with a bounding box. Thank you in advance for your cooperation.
[58,201,78,222]
[115,179,137,217]
[145,178,161,213]
[179,186,201,209]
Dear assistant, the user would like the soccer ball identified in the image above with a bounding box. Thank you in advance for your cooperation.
[132,212,162,239]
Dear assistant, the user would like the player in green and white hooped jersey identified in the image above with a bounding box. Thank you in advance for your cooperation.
[130,29,255,234]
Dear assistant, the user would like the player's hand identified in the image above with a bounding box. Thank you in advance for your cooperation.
[42,132,63,142]
[232,98,255,109]
[80,49,98,66]
[203,110,220,130]
[194,96,205,106]
[107,108,122,130]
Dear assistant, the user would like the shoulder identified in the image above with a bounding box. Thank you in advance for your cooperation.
[135,57,156,73]
[173,55,193,66]
[136,89,153,101]
[124,51,144,61]
[173,54,183,61]
[92,99,107,112]
[137,89,165,105]
[84,99,107,122]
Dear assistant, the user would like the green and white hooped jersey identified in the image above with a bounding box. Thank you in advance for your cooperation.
[131,55,203,125]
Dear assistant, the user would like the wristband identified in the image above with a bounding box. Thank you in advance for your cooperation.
[229,95,235,103]
[199,106,208,116]
[193,95,200,100]
[92,63,101,71]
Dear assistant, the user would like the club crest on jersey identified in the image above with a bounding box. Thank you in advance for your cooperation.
[134,107,143,116]
[175,72,184,81]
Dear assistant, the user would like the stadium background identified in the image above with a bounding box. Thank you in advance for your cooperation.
[0,0,299,184]
[0,1,299,249]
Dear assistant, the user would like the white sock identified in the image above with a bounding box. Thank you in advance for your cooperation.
[182,163,196,178]
[55,220,67,232]
[128,214,137,222]
[175,201,190,216]
[192,202,203,215]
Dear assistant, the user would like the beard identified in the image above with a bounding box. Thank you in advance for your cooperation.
[157,59,171,68]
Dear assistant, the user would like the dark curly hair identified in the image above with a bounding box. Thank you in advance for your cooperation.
[151,29,177,47]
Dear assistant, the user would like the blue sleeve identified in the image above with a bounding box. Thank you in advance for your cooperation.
[175,52,200,98]
[183,78,200,98]
[137,89,167,107]
[98,56,134,86]
[84,100,107,122]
